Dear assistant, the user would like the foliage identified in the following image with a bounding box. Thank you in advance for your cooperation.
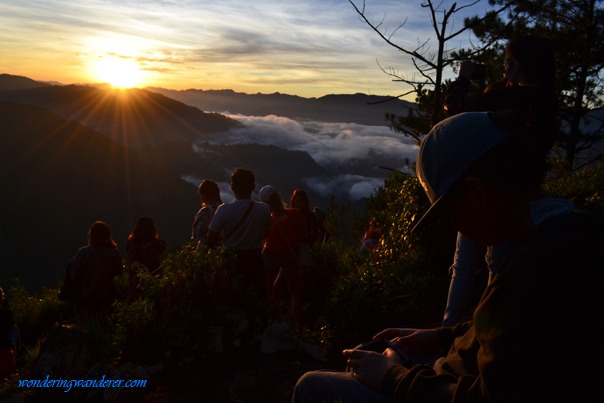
[320,172,453,349]
[467,0,604,166]
[6,279,72,346]
[544,158,604,208]
[110,244,245,363]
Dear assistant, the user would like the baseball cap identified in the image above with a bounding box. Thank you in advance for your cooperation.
[412,112,511,233]
[259,185,278,203]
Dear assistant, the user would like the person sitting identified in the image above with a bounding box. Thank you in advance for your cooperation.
[292,112,604,402]
[63,221,123,322]
[192,179,223,250]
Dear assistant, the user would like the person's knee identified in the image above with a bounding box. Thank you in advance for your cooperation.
[293,371,328,402]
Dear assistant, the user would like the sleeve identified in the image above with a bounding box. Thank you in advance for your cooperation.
[208,205,225,233]
[381,324,483,401]
[196,207,216,243]
[381,364,461,401]
[442,233,487,326]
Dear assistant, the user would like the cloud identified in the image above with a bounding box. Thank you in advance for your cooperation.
[2,0,482,97]
[215,114,418,169]
[201,114,419,200]
[302,174,387,201]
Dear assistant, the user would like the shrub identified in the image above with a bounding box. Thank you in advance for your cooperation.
[111,244,266,363]
[320,172,454,349]
[545,159,604,209]
[7,279,72,346]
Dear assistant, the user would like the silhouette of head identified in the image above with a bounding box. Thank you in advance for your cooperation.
[290,189,310,211]
[88,221,117,247]
[198,179,223,205]
[231,169,255,198]
[130,216,158,242]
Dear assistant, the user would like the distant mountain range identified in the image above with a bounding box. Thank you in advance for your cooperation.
[2,73,407,290]
[147,87,414,126]
[0,76,241,147]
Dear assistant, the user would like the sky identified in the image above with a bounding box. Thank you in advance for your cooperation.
[0,0,492,98]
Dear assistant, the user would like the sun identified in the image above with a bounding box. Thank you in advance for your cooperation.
[93,56,145,88]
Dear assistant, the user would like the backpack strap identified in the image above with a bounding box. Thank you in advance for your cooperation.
[223,201,255,241]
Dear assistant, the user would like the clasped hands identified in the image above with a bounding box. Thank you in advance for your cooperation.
[342,327,439,390]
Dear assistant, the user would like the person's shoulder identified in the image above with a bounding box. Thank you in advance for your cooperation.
[254,200,270,212]
[74,246,93,258]
[531,209,604,247]
[98,246,122,258]
[215,200,235,213]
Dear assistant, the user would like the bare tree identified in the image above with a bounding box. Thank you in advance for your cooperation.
[349,0,509,137]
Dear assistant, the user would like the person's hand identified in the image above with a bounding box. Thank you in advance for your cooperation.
[374,328,439,354]
[343,348,402,390]
[458,61,476,79]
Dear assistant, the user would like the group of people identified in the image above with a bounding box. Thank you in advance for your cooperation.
[191,168,326,328]
[292,35,604,402]
[58,166,326,331]
[60,217,167,322]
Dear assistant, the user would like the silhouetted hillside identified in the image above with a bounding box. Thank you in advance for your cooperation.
[0,101,200,290]
[146,88,415,126]
[0,84,242,147]
[0,73,50,91]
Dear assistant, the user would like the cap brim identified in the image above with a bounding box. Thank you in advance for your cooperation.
[410,194,447,234]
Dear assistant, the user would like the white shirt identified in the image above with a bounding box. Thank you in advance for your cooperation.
[209,198,271,250]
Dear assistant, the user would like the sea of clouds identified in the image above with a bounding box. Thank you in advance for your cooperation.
[190,114,420,203]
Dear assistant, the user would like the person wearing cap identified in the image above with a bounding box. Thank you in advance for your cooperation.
[260,185,307,328]
[207,169,271,298]
[292,112,604,402]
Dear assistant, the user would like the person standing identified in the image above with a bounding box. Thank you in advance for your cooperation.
[261,185,307,328]
[207,169,271,299]
[192,179,223,250]
[441,35,558,326]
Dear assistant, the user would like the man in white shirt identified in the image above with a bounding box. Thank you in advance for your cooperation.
[208,168,271,299]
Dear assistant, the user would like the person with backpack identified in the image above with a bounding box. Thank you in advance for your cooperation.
[61,221,123,321]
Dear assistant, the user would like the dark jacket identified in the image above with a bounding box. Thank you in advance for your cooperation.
[382,211,604,402]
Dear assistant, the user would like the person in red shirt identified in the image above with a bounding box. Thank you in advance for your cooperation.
[260,185,308,329]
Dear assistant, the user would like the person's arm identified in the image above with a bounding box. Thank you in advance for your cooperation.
[348,325,484,402]
[442,232,487,326]
[206,205,224,248]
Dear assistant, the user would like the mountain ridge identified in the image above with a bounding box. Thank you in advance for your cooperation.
[146,87,414,126]
[0,83,242,147]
